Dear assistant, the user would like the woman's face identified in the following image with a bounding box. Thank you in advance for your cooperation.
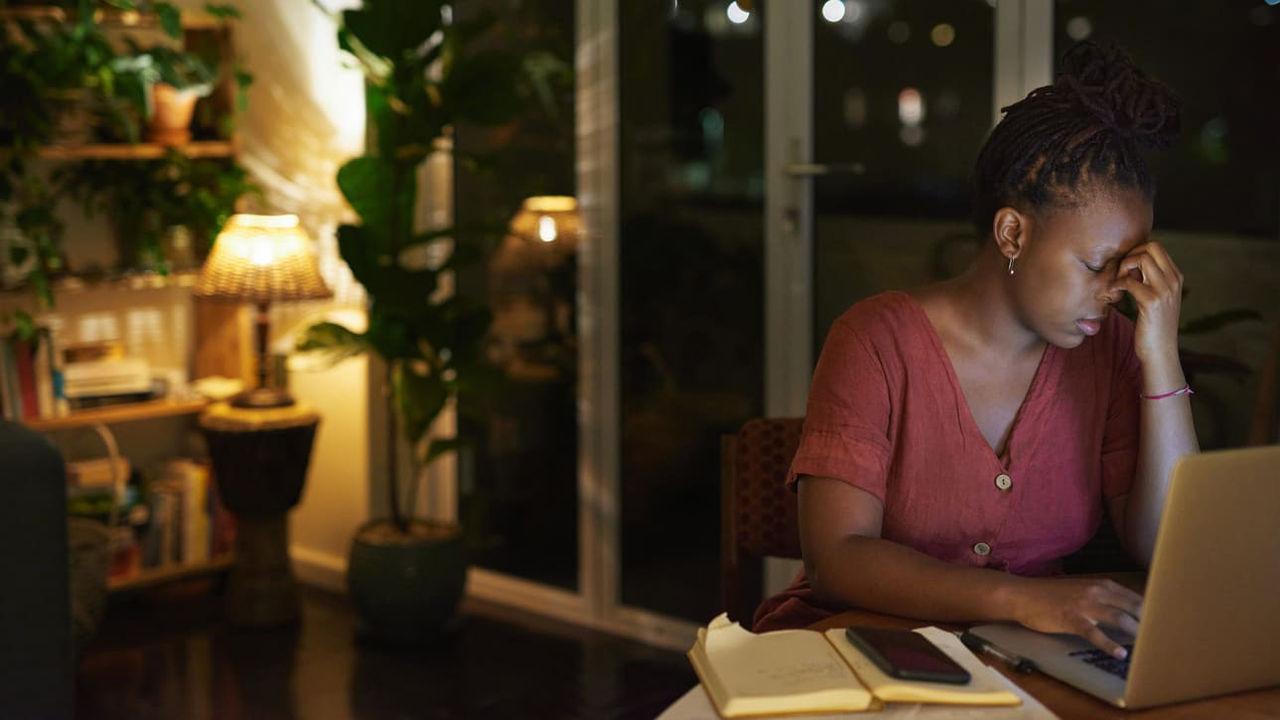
[1013,189,1153,349]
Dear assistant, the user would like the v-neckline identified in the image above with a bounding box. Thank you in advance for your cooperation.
[896,291,1053,466]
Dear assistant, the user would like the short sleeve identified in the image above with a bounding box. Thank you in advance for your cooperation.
[786,313,894,502]
[1100,311,1142,500]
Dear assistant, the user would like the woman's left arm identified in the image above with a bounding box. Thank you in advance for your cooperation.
[1108,241,1200,566]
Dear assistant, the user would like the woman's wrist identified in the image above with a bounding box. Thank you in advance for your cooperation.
[987,573,1032,624]
[1139,349,1186,396]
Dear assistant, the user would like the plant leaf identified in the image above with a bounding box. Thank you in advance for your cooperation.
[341,0,446,64]
[423,436,468,466]
[203,3,241,19]
[335,223,382,285]
[155,3,183,40]
[295,322,368,367]
[393,360,447,447]
[336,156,414,247]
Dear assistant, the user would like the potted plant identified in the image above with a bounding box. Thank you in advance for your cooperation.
[0,1,116,309]
[6,10,119,144]
[113,42,216,145]
[0,0,248,310]
[61,150,257,272]
[295,0,565,643]
[108,3,243,145]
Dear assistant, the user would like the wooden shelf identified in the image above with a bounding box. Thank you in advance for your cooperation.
[0,7,231,30]
[26,397,209,431]
[108,554,233,593]
[36,141,234,160]
[0,271,200,299]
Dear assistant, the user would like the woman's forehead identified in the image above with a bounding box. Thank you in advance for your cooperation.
[1043,190,1152,251]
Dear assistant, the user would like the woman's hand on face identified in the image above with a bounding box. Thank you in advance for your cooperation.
[1011,577,1143,658]
[1110,241,1184,363]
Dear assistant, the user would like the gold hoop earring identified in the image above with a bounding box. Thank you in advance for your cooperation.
[1008,256,1016,276]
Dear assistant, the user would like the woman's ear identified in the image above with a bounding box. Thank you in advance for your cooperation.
[992,206,1027,260]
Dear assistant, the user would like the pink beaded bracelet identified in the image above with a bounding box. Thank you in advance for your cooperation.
[1140,384,1194,400]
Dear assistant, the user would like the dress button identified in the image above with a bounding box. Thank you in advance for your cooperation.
[973,542,992,556]
[994,473,1013,491]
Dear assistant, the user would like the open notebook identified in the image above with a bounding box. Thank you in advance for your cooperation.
[687,614,1021,718]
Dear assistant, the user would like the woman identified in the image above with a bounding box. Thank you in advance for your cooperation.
[753,43,1199,661]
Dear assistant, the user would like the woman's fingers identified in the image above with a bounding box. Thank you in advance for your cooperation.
[1081,624,1131,659]
[1137,241,1184,284]
[1015,578,1144,658]
[1079,586,1141,656]
[1110,272,1156,305]
[1115,242,1182,295]
[1093,604,1141,639]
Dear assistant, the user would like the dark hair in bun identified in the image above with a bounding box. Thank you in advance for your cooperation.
[971,41,1181,236]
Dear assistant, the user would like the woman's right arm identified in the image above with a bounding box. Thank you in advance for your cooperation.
[798,475,1143,659]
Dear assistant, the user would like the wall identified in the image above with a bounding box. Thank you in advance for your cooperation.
[281,308,371,592]
[219,0,371,591]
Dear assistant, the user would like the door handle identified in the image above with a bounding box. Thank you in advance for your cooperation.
[784,162,866,176]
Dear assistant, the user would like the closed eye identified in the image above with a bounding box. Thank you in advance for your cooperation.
[1083,261,1105,274]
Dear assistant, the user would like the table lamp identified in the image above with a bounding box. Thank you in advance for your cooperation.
[195,213,332,408]
[508,195,581,252]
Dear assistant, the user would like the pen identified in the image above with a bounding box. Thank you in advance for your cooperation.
[959,631,1036,674]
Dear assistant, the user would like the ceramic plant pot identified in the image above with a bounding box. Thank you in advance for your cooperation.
[147,83,201,145]
[347,518,467,644]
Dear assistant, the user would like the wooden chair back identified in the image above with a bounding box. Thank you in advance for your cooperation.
[720,417,804,624]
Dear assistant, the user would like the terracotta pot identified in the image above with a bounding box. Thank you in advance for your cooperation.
[147,83,201,145]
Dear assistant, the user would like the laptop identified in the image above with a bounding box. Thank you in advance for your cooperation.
[969,444,1280,709]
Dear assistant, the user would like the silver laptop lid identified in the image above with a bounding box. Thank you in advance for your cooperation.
[1125,444,1280,708]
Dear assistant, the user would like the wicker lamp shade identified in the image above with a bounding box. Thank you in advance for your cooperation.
[195,214,331,409]
[508,196,581,249]
[195,214,332,304]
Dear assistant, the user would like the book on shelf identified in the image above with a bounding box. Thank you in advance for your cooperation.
[62,356,152,398]
[0,336,16,419]
[687,614,1021,718]
[12,335,38,419]
[1,327,69,421]
[141,458,220,570]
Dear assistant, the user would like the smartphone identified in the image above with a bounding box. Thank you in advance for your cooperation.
[844,626,971,685]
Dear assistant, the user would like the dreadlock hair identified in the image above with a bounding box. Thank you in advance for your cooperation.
[971,42,1181,237]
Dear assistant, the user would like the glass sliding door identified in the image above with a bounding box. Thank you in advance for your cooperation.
[455,0,579,591]
[465,0,1051,646]
[809,0,996,344]
[617,0,766,622]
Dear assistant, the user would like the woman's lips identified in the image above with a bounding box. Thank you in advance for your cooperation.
[1077,317,1103,336]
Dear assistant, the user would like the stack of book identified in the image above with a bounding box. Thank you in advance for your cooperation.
[65,457,236,583]
[142,459,236,571]
[61,341,155,410]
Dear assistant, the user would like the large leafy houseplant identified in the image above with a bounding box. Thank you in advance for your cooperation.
[296,0,563,640]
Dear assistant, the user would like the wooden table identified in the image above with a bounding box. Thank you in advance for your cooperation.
[810,573,1280,719]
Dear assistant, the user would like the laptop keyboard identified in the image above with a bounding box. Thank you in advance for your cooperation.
[1069,644,1135,679]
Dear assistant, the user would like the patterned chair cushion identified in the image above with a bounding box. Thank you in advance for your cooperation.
[732,417,803,559]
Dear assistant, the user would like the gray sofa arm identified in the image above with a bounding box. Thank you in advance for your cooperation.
[0,420,73,720]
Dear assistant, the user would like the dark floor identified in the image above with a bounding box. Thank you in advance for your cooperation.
[76,582,696,720]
